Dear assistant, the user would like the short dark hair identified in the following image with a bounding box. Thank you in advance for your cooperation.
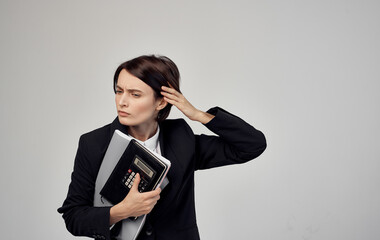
[113,55,181,122]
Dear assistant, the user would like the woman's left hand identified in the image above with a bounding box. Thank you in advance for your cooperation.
[161,86,214,124]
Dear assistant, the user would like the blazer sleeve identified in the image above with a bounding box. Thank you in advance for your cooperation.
[195,107,267,170]
[57,135,111,240]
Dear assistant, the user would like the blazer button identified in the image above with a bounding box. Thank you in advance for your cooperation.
[146,230,153,236]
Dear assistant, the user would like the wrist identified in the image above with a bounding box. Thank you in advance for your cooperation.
[195,110,214,124]
[110,203,130,225]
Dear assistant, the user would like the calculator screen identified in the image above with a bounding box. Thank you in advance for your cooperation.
[134,156,154,179]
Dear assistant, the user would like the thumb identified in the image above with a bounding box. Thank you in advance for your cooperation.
[131,173,141,192]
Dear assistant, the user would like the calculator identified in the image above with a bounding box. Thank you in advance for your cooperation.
[121,155,157,192]
[100,139,168,205]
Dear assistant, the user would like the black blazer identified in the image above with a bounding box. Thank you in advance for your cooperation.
[58,107,266,240]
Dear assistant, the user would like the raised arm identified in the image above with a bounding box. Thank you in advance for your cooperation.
[160,85,266,170]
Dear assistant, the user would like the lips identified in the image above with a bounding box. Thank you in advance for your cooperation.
[118,111,130,117]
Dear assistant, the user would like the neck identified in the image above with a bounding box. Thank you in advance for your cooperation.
[128,121,158,142]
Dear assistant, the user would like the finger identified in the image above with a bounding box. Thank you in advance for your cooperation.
[161,86,180,97]
[131,173,141,192]
[148,191,161,203]
[141,187,161,199]
[163,97,178,107]
[146,194,160,204]
[152,194,160,201]
[161,86,176,95]
[154,187,161,195]
[161,91,180,102]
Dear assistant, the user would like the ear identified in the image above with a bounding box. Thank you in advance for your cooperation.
[155,97,168,111]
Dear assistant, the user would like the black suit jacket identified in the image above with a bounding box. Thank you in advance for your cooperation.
[58,107,266,240]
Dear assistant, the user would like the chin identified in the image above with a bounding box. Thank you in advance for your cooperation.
[118,116,135,126]
[118,115,157,127]
[118,116,147,126]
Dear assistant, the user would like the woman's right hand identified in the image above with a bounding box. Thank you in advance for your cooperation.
[109,173,161,225]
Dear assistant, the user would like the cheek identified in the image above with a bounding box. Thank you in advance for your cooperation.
[133,98,157,115]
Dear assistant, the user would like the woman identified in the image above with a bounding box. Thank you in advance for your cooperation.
[58,55,266,240]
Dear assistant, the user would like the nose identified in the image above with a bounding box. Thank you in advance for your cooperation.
[118,92,129,107]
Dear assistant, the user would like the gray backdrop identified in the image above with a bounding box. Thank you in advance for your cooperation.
[1,0,379,239]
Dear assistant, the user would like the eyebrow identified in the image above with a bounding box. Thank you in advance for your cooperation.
[116,85,143,92]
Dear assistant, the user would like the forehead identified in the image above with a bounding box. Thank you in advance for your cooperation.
[117,69,154,93]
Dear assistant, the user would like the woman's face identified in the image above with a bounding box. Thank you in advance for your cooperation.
[115,69,163,127]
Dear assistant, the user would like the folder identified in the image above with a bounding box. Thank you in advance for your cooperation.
[94,130,170,240]
[100,137,171,205]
